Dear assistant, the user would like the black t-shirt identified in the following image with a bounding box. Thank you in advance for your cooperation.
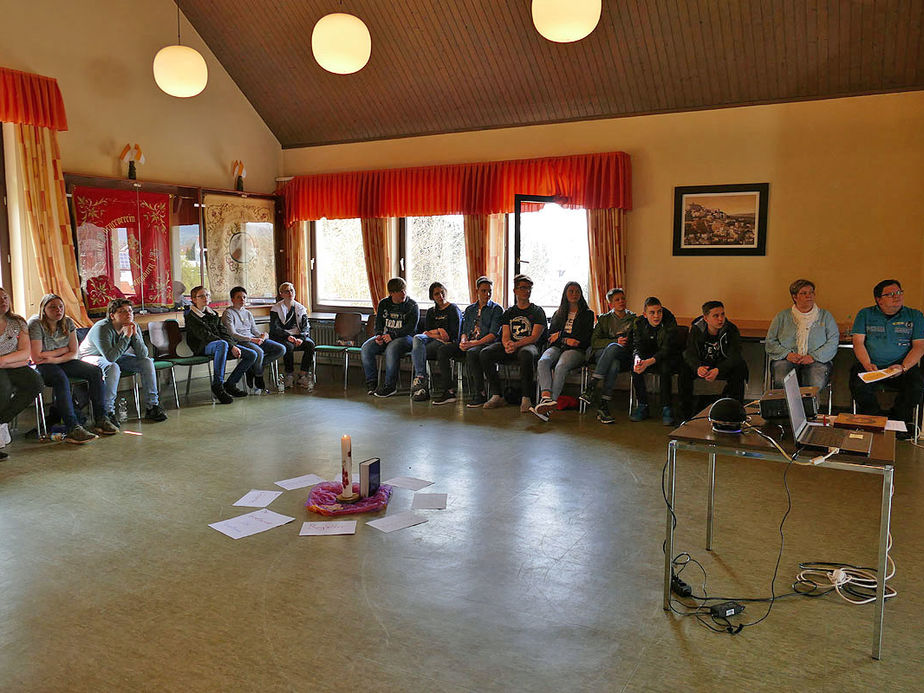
[501,304,547,342]
[701,332,722,366]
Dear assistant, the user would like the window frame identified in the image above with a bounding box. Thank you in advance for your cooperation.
[309,217,375,314]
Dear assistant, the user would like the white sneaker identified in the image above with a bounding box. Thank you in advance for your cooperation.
[296,373,314,391]
[284,373,295,389]
[0,423,9,447]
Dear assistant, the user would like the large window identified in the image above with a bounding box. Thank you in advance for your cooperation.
[404,215,467,306]
[511,199,589,312]
[312,218,371,309]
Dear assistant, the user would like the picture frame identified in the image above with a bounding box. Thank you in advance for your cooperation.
[672,183,769,256]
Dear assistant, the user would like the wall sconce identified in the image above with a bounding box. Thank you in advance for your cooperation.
[532,0,601,43]
[120,144,145,180]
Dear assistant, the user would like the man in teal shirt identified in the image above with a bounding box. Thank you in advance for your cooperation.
[850,279,924,438]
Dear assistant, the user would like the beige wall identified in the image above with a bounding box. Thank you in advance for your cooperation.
[1,0,281,193]
[284,92,924,323]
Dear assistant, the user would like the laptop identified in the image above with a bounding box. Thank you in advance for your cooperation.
[783,370,873,455]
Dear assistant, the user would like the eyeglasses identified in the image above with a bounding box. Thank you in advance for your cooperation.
[881,290,904,298]
[515,284,532,291]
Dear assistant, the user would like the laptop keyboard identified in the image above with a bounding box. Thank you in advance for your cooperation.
[804,426,846,447]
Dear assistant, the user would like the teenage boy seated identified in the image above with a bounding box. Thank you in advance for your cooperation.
[77,298,167,423]
[361,277,419,397]
[477,274,546,412]
[221,286,285,392]
[678,300,748,421]
[850,279,924,438]
[269,282,316,390]
[580,287,635,424]
[186,285,258,402]
[434,276,503,406]
[630,296,679,425]
[410,282,462,402]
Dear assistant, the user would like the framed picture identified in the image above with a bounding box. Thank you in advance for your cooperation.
[673,183,769,256]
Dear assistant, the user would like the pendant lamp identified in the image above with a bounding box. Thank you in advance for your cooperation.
[311,12,371,74]
[153,2,208,97]
[532,0,602,43]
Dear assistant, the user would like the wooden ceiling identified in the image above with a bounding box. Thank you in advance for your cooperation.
[180,0,923,149]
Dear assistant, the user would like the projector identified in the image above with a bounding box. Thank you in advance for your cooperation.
[759,386,819,420]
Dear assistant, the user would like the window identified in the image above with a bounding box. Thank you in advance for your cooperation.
[403,215,468,306]
[511,198,589,312]
[312,218,371,309]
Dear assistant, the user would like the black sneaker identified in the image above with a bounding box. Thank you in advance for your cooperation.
[374,384,398,398]
[106,411,122,429]
[596,404,615,424]
[411,376,429,401]
[367,381,378,395]
[579,381,598,406]
[254,376,266,391]
[466,393,487,408]
[225,383,248,398]
[432,391,457,405]
[212,382,234,405]
[145,405,168,422]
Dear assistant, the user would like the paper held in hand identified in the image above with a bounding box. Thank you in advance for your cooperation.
[858,365,903,384]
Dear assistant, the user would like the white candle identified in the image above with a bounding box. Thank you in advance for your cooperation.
[340,435,352,495]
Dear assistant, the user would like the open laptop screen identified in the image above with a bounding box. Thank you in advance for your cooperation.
[783,370,808,439]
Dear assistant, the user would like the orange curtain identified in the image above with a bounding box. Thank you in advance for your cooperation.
[284,152,631,224]
[285,221,310,303]
[360,218,395,306]
[14,124,90,325]
[586,208,627,316]
[463,214,506,304]
[0,67,68,131]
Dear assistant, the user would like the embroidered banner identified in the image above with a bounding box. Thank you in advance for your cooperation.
[203,194,276,300]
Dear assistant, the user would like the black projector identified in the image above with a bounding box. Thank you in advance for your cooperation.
[759,386,819,420]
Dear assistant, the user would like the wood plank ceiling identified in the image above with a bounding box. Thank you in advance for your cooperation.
[180,0,923,148]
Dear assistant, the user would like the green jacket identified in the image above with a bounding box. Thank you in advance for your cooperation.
[590,309,636,350]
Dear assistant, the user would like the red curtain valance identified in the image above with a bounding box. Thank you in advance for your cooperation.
[282,151,631,224]
[0,67,68,131]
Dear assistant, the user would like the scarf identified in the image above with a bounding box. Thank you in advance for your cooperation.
[791,304,819,355]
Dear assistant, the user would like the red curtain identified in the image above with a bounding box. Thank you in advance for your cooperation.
[283,152,631,224]
[73,187,173,308]
[0,67,68,131]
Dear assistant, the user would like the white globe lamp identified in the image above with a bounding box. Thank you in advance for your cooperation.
[312,13,371,74]
[153,44,209,97]
[532,0,602,43]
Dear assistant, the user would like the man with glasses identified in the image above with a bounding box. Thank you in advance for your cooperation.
[477,274,546,411]
[850,279,924,438]
[78,298,168,424]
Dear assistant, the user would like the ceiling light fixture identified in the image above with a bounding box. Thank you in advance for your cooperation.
[311,12,371,74]
[153,2,208,97]
[532,0,602,43]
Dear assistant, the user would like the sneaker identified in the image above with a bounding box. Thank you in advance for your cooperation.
[94,418,120,436]
[374,384,398,398]
[519,396,531,413]
[211,382,234,405]
[284,373,295,389]
[65,425,98,444]
[367,381,378,395]
[528,406,550,422]
[483,394,506,409]
[432,391,457,405]
[466,393,487,408]
[411,376,429,401]
[297,373,314,391]
[629,404,650,422]
[254,376,266,392]
[596,404,615,424]
[145,405,168,422]
[0,423,10,447]
[106,411,122,429]
[535,396,557,415]
[579,381,599,406]
[225,383,248,398]
[661,406,676,426]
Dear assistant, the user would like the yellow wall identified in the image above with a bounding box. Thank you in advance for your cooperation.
[284,92,924,322]
[0,0,281,193]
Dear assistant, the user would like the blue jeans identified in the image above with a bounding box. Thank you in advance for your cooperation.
[81,353,159,413]
[203,340,257,387]
[537,346,586,400]
[771,359,832,391]
[361,336,413,387]
[36,360,105,428]
[244,339,286,376]
[591,343,630,393]
[411,334,444,378]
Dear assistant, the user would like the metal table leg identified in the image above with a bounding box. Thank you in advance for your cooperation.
[663,440,677,610]
[872,465,893,659]
[706,452,716,551]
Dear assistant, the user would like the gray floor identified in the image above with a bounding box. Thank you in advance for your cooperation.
[1,378,922,692]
